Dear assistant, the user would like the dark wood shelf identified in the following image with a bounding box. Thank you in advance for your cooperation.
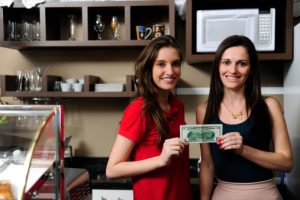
[0,0,175,49]
[0,74,136,98]
[185,0,293,64]
[0,40,151,49]
[2,91,135,98]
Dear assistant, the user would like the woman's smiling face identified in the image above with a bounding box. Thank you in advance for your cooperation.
[152,47,181,92]
[219,45,251,91]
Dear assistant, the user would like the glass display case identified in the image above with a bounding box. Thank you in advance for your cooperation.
[0,105,64,200]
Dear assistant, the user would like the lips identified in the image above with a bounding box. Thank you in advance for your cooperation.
[160,76,177,83]
[225,74,241,80]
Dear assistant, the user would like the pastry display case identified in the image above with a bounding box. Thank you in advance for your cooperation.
[0,105,64,200]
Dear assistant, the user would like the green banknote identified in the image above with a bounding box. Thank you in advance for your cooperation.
[180,124,223,143]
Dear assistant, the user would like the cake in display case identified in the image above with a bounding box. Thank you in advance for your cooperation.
[0,105,64,200]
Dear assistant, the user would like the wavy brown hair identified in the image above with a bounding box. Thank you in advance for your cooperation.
[134,35,183,144]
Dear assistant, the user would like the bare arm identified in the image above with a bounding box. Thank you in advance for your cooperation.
[106,134,188,179]
[199,143,215,200]
[218,97,293,172]
[196,103,214,200]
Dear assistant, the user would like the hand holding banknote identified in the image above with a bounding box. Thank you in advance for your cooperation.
[160,137,188,165]
[217,132,243,151]
[180,124,223,143]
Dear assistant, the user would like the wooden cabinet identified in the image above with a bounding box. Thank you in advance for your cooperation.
[0,0,175,49]
[0,0,174,98]
[185,0,293,63]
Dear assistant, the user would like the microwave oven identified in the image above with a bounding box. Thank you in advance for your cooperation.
[196,8,276,52]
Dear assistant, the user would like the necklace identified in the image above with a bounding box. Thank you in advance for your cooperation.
[223,102,246,119]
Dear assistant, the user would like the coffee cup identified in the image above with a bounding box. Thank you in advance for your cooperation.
[152,24,165,38]
[136,25,152,40]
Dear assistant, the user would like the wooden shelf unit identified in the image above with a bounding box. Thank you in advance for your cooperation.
[0,0,175,49]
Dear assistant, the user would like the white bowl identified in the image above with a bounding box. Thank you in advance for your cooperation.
[60,83,72,92]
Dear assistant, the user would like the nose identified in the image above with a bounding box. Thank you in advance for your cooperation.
[229,64,238,73]
[165,64,174,75]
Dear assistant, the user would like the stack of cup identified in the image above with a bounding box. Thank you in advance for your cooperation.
[60,78,83,92]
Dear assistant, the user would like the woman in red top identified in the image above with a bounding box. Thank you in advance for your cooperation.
[106,35,193,200]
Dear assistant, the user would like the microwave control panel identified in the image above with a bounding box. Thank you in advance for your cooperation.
[256,8,276,50]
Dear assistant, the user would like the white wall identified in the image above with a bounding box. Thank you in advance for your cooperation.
[284,23,300,199]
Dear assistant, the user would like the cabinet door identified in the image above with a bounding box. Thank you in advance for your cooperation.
[185,0,293,63]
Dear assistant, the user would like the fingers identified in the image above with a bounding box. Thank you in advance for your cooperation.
[163,138,187,155]
[217,132,243,150]
[160,138,187,166]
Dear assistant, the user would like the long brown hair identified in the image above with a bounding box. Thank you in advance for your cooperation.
[134,35,183,144]
[204,35,261,124]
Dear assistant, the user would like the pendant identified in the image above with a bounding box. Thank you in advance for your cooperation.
[232,113,237,119]
[232,112,243,119]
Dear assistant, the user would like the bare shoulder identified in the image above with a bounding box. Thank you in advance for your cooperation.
[196,101,208,115]
[264,96,283,113]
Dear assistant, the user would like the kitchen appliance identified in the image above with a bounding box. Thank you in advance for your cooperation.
[196,8,276,52]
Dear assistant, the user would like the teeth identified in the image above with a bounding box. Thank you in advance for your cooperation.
[226,75,239,79]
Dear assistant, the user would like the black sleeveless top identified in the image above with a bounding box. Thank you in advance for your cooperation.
[209,116,273,182]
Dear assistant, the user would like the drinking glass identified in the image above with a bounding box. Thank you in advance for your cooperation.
[29,69,37,91]
[7,20,16,41]
[34,73,42,92]
[35,66,48,92]
[16,69,23,92]
[94,14,105,40]
[32,20,40,41]
[53,81,62,91]
[111,16,119,40]
[68,15,76,41]
[23,69,30,91]
[21,21,32,41]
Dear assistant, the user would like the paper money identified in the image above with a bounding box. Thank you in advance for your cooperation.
[180,124,223,143]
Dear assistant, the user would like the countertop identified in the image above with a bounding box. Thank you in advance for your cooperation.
[64,156,200,190]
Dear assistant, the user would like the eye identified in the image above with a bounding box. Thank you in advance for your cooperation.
[238,61,249,67]
[172,60,181,67]
[221,60,230,65]
[155,61,165,68]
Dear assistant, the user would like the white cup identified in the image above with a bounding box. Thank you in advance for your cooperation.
[72,83,83,92]
[60,83,72,92]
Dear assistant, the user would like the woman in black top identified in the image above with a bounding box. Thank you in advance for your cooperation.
[197,35,293,200]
